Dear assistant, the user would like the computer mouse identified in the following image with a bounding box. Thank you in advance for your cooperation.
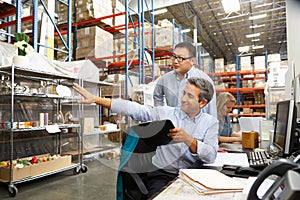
[235,166,260,176]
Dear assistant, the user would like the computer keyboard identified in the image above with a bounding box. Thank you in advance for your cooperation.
[247,151,273,169]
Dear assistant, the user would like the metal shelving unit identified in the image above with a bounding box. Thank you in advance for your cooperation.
[0,65,87,197]
[209,53,268,117]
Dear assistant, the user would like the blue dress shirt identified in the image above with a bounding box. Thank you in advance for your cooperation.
[111,98,219,174]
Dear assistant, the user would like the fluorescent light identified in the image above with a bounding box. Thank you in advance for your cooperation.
[151,8,168,15]
[200,53,210,56]
[246,33,261,38]
[252,45,264,49]
[181,29,191,33]
[249,13,267,20]
[251,38,261,42]
[221,0,240,13]
[250,24,265,28]
[238,46,250,52]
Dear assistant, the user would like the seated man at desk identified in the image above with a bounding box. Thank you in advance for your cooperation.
[217,92,242,147]
[73,77,219,198]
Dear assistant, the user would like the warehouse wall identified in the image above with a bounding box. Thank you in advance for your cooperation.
[286,0,300,99]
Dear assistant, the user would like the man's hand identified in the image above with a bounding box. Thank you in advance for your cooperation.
[73,83,95,104]
[168,128,197,153]
[168,127,193,144]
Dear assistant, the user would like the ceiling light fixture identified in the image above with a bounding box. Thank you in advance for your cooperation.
[251,38,260,42]
[246,33,261,38]
[151,8,168,15]
[252,45,264,49]
[249,13,267,20]
[181,29,191,33]
[221,0,240,13]
[250,24,265,29]
[238,46,250,52]
[255,3,272,8]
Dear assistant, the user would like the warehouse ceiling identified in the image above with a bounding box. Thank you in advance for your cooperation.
[150,0,287,64]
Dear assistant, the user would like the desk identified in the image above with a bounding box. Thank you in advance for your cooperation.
[152,177,249,200]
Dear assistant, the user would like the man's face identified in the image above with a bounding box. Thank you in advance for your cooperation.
[171,47,194,75]
[181,83,203,117]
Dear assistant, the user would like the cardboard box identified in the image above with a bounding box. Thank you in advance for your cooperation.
[242,131,259,149]
[108,131,121,143]
[0,155,71,181]
[30,155,71,177]
[0,165,31,182]
[215,58,224,72]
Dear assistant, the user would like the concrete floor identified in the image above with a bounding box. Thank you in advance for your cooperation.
[0,156,120,200]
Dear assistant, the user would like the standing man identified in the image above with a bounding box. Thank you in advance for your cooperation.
[153,42,217,118]
[73,77,218,198]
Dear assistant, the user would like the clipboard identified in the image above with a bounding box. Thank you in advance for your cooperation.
[131,119,175,147]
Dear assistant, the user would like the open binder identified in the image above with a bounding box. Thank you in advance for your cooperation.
[179,169,244,195]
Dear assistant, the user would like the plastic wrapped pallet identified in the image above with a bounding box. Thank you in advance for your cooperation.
[254,56,266,70]
[240,56,252,70]
[214,58,224,72]
[76,26,113,59]
[155,27,180,47]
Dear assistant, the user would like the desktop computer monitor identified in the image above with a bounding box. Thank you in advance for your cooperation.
[273,100,299,157]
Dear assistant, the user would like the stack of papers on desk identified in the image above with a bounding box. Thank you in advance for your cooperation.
[179,169,244,195]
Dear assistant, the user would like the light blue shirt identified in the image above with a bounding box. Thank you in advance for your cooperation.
[153,66,217,118]
[111,98,219,174]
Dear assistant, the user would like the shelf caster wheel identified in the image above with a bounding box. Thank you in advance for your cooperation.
[73,166,81,175]
[8,184,18,197]
[80,165,88,173]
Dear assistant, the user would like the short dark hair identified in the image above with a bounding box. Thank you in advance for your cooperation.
[175,42,196,58]
[187,77,214,103]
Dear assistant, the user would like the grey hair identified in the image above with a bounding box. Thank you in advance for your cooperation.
[187,77,214,103]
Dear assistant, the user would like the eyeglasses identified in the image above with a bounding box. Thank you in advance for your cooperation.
[170,53,193,62]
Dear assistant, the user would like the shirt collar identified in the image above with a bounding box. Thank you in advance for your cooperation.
[185,66,195,79]
[173,65,195,79]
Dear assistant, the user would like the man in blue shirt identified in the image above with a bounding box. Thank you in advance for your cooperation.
[73,77,218,198]
[153,42,217,118]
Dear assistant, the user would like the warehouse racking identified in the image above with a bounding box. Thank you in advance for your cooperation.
[209,53,268,117]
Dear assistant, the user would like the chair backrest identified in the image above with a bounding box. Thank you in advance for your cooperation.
[117,128,159,200]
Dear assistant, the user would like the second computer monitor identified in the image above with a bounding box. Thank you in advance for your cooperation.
[273,100,298,157]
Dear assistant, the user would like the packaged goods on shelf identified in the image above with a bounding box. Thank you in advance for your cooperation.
[155,27,180,47]
[58,0,125,27]
[268,60,288,87]
[56,26,113,60]
[268,53,281,62]
[243,108,252,114]
[254,56,266,70]
[157,19,173,27]
[225,63,236,72]
[240,56,252,70]
[203,57,212,74]
[214,58,224,72]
